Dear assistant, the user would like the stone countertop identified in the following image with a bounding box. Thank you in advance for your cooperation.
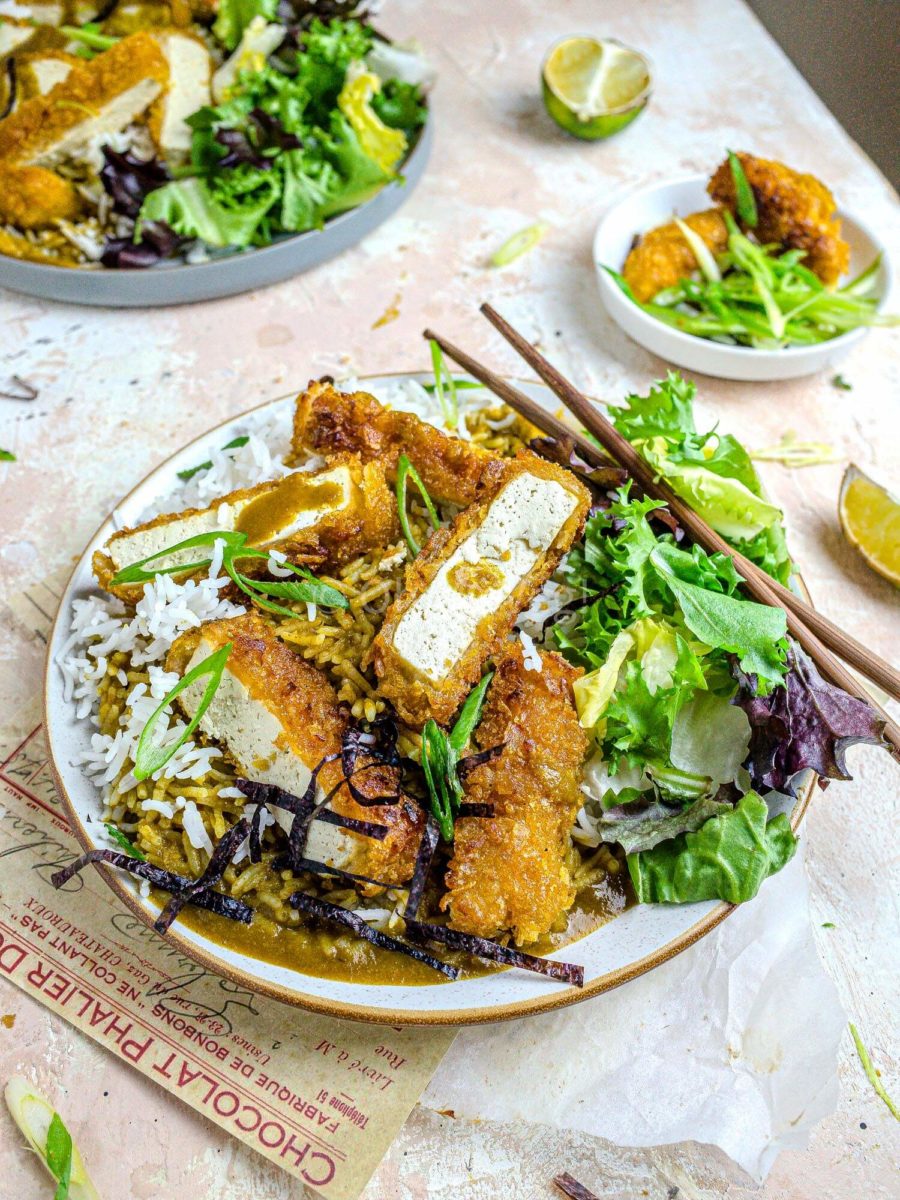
[1,1,898,1196]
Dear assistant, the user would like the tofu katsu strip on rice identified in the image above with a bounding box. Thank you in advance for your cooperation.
[442,643,589,945]
[370,449,591,728]
[94,454,397,601]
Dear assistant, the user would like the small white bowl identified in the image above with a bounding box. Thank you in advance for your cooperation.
[593,175,893,381]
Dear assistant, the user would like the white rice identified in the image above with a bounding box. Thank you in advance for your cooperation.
[518,630,542,672]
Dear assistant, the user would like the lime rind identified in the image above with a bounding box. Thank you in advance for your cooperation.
[542,36,651,141]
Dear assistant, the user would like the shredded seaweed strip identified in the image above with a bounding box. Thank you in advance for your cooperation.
[0,373,38,402]
[553,1172,601,1200]
[340,712,404,806]
[289,893,459,980]
[155,819,249,932]
[50,850,252,925]
[236,777,389,842]
[456,742,505,780]
[0,59,15,122]
[405,919,584,987]
[295,858,392,888]
[405,814,440,918]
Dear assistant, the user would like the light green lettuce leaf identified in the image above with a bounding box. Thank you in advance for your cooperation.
[627,791,797,903]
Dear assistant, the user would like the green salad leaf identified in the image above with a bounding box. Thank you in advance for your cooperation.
[213,0,278,52]
[627,791,796,903]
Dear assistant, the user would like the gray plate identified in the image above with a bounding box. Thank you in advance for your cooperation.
[0,119,432,308]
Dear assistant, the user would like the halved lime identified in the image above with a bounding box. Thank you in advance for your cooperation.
[839,464,900,587]
[542,36,651,141]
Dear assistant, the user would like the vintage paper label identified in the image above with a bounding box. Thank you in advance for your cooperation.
[0,577,456,1200]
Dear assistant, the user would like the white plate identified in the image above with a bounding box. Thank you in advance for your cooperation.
[43,375,813,1024]
[593,175,893,381]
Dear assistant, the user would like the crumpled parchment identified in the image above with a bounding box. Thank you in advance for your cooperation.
[424,848,844,1181]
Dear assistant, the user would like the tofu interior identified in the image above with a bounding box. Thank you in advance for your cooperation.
[391,471,579,683]
[155,33,211,156]
[31,78,163,166]
[179,636,357,870]
[107,463,354,573]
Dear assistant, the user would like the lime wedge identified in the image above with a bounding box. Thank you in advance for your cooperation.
[542,36,651,141]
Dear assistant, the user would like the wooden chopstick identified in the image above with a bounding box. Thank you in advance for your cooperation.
[423,315,900,757]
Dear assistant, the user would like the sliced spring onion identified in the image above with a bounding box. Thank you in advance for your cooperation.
[177,435,250,481]
[0,449,15,462]
[429,338,458,427]
[4,1077,99,1200]
[727,149,758,227]
[108,528,348,612]
[420,673,495,840]
[491,222,548,267]
[750,434,842,467]
[104,822,147,860]
[673,216,721,283]
[849,1023,899,1121]
[831,374,853,391]
[395,452,439,556]
[60,23,119,51]
[133,642,232,781]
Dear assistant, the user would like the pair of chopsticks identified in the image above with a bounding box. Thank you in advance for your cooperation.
[424,304,900,758]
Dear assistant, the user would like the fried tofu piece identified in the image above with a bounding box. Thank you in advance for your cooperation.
[708,152,850,286]
[441,643,588,945]
[623,208,729,302]
[147,31,211,159]
[0,33,168,167]
[167,612,424,886]
[15,51,79,103]
[0,163,81,227]
[370,450,591,728]
[293,379,496,507]
[94,455,398,602]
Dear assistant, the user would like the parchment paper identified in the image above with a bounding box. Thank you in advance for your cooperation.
[425,845,845,1181]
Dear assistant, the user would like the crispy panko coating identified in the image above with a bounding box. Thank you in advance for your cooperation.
[0,33,168,167]
[292,379,496,507]
[94,454,398,602]
[167,612,424,887]
[0,163,81,227]
[622,208,729,302]
[370,450,591,728]
[708,152,849,285]
[441,643,588,946]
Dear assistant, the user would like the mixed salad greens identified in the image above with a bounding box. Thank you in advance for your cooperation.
[106,9,429,262]
[547,373,884,903]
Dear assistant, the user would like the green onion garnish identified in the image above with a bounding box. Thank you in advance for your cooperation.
[60,23,119,51]
[491,222,548,267]
[104,823,147,860]
[0,449,15,462]
[849,1022,899,1121]
[108,529,349,616]
[429,338,459,428]
[831,374,852,391]
[395,453,439,556]
[727,150,758,228]
[420,672,493,841]
[5,1078,98,1199]
[46,1111,73,1200]
[134,642,232,781]
[177,435,250,481]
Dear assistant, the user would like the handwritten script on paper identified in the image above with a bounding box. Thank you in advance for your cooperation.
[0,723,455,1200]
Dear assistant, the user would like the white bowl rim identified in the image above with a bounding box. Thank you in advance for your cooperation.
[593,172,892,364]
[42,374,814,1025]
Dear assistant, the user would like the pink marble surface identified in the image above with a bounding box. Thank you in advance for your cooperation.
[1,1,898,1196]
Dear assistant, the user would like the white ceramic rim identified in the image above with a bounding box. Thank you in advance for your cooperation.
[43,374,814,1025]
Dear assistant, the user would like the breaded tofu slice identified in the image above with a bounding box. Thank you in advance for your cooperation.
[442,643,588,946]
[94,455,398,601]
[708,152,850,286]
[293,379,496,507]
[370,450,591,728]
[0,163,81,227]
[623,208,729,303]
[0,33,168,167]
[166,612,424,886]
[147,31,211,159]
[0,18,37,58]
[15,51,79,104]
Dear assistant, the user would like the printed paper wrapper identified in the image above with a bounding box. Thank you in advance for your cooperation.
[0,718,454,1200]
